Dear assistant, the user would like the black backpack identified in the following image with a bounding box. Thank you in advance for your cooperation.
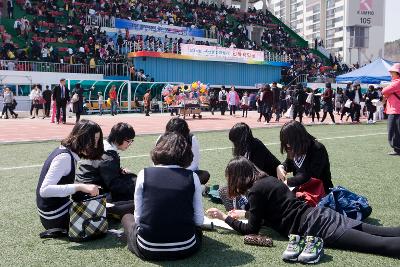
[221,93,227,101]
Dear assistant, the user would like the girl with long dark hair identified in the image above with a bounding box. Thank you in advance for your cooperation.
[36,120,104,231]
[276,121,333,193]
[229,122,280,177]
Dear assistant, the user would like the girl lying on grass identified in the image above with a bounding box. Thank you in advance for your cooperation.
[207,157,400,262]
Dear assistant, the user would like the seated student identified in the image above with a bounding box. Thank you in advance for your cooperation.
[207,157,400,261]
[75,122,136,216]
[229,122,280,177]
[36,120,104,231]
[122,133,204,261]
[276,121,333,194]
[158,117,210,184]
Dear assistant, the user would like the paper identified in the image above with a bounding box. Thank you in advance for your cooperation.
[202,216,248,231]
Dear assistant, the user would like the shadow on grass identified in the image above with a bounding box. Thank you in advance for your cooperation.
[363,217,382,226]
[67,235,125,251]
[155,236,255,267]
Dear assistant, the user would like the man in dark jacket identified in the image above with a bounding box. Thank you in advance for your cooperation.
[292,84,307,123]
[52,78,70,124]
[271,82,281,121]
[76,123,136,217]
[42,85,52,117]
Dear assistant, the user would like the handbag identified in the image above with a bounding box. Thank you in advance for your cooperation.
[295,178,326,207]
[71,93,79,103]
[68,194,108,242]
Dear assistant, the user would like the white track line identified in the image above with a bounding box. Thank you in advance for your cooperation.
[0,132,387,171]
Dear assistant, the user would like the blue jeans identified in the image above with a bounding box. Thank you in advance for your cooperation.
[111,100,117,115]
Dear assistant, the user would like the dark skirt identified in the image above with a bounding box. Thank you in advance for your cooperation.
[298,206,362,245]
[40,213,70,230]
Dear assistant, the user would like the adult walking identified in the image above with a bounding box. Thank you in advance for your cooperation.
[219,86,228,115]
[109,85,117,116]
[143,89,151,116]
[53,78,70,124]
[352,81,363,123]
[292,84,307,124]
[227,86,239,116]
[320,82,336,124]
[365,85,379,124]
[1,87,18,119]
[272,82,281,122]
[42,85,52,118]
[71,83,85,123]
[209,89,218,115]
[382,63,400,156]
[29,85,44,119]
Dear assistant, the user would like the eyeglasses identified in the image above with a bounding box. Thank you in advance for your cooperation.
[125,139,134,145]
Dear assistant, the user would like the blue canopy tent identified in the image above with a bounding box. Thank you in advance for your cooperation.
[336,58,395,84]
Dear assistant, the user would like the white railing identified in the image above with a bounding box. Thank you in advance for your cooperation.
[85,15,115,28]
[0,60,129,76]
[287,74,309,86]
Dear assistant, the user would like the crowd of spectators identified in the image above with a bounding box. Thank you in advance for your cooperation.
[0,0,352,83]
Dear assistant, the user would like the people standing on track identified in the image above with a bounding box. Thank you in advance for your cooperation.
[272,82,281,122]
[365,85,379,124]
[1,87,18,119]
[320,82,336,124]
[209,89,218,115]
[143,89,151,116]
[382,63,400,156]
[241,91,249,118]
[227,86,240,116]
[352,81,363,123]
[53,78,70,124]
[42,85,52,118]
[71,83,84,123]
[30,85,45,119]
[109,85,118,116]
[292,84,307,124]
[219,86,228,115]
[310,88,321,123]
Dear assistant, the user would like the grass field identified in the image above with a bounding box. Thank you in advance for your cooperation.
[1,123,399,266]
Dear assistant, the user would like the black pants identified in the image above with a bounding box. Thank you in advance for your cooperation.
[331,223,400,258]
[311,109,320,122]
[210,103,217,115]
[229,105,236,115]
[122,214,203,261]
[44,102,51,117]
[2,104,16,118]
[388,114,400,153]
[242,107,248,117]
[293,105,304,123]
[220,101,227,115]
[145,105,150,116]
[30,101,34,116]
[340,107,354,121]
[353,104,361,122]
[274,104,280,121]
[321,111,335,123]
[367,106,376,121]
[75,112,81,123]
[56,102,67,123]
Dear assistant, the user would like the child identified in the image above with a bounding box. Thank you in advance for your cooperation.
[36,120,104,232]
[50,95,62,123]
[122,133,204,261]
[98,92,103,115]
[241,91,249,118]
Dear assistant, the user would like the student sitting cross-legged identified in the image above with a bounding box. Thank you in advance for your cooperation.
[75,122,137,217]
[122,132,204,261]
[158,117,210,185]
[36,120,104,232]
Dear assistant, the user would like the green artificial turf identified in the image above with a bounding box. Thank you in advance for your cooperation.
[0,123,399,266]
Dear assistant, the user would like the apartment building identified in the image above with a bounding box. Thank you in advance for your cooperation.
[269,0,385,65]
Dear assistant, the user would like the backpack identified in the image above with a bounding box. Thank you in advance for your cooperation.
[318,186,372,221]
[221,92,227,101]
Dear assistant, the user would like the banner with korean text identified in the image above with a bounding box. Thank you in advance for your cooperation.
[180,44,265,62]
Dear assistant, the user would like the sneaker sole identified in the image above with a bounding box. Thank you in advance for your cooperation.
[298,249,324,264]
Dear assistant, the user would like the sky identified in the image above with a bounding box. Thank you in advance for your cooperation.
[385,0,400,42]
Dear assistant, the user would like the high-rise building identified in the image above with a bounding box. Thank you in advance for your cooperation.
[269,0,385,65]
